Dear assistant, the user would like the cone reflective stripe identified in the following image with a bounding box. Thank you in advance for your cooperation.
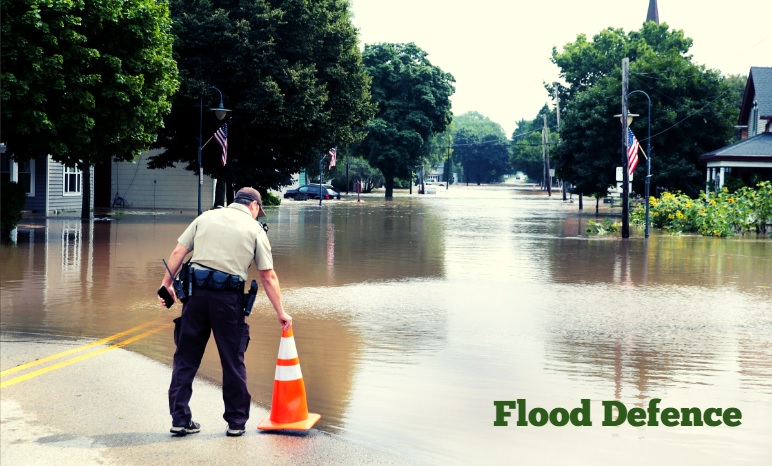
[258,327,320,431]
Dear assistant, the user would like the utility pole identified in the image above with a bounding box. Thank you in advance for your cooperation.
[543,114,551,197]
[621,58,630,238]
[555,86,567,201]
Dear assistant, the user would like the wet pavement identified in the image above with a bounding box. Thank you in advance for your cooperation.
[0,331,410,465]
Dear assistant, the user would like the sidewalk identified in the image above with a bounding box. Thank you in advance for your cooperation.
[0,331,410,465]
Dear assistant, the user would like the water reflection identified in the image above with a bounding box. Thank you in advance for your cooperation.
[2,187,771,463]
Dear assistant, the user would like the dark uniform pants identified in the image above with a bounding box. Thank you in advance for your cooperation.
[168,288,251,429]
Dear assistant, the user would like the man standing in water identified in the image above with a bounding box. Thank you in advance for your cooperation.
[158,187,292,437]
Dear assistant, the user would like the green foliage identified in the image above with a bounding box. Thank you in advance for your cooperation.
[586,218,620,235]
[510,105,559,182]
[1,182,27,238]
[358,42,455,197]
[2,0,180,217]
[549,23,740,199]
[329,154,384,193]
[422,129,453,182]
[262,190,281,207]
[631,182,772,236]
[151,0,375,197]
[452,112,510,184]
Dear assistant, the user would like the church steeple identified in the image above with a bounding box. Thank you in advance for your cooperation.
[646,0,660,24]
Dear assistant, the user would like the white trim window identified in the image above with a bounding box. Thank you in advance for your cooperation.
[18,159,35,196]
[63,165,82,196]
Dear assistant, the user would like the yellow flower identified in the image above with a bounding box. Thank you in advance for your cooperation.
[710,200,716,206]
[728,198,734,203]
[713,230,718,236]
[676,211,684,218]
[685,203,692,208]
[668,214,674,219]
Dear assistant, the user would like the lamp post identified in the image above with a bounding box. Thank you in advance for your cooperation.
[628,90,652,238]
[198,86,231,215]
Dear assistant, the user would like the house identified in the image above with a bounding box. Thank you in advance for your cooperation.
[1,145,94,215]
[0,145,216,215]
[700,66,772,194]
[104,149,214,212]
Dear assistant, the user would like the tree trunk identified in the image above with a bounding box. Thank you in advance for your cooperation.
[384,176,394,198]
[80,161,92,219]
[595,197,600,216]
[579,193,583,210]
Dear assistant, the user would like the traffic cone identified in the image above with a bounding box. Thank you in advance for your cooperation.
[258,327,321,431]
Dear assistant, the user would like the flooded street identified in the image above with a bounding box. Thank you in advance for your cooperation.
[2,185,771,464]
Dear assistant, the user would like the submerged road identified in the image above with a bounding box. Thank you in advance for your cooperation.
[0,331,410,465]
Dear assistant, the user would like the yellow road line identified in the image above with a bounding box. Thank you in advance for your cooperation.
[0,322,173,389]
[0,320,163,377]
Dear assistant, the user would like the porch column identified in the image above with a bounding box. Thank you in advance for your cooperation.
[706,168,711,199]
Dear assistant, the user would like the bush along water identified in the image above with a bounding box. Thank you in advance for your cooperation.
[631,181,772,237]
[586,218,620,235]
[1,181,27,240]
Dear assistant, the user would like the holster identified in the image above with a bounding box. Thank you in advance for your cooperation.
[243,280,258,316]
[177,262,191,302]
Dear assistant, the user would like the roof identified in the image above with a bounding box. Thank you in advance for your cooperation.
[700,132,772,163]
[739,67,772,124]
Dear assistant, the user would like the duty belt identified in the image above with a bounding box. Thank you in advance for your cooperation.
[190,268,245,292]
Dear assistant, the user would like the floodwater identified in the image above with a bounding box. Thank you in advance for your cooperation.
[2,185,771,464]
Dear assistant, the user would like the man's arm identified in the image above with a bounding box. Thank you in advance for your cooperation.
[158,243,190,305]
[259,269,292,330]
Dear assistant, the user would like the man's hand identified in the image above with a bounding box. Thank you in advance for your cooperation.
[157,284,177,308]
[277,311,292,330]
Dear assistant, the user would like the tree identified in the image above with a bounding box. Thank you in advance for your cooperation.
[358,42,455,198]
[410,128,453,188]
[550,22,740,199]
[331,156,384,193]
[1,0,179,218]
[510,105,559,182]
[452,112,510,185]
[150,0,375,204]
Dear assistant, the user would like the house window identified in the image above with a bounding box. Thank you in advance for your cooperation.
[18,159,34,196]
[63,165,82,196]
[750,102,759,137]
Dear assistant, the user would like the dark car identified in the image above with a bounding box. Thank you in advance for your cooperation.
[284,184,341,200]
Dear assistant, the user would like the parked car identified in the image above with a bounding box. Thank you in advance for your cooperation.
[284,184,341,200]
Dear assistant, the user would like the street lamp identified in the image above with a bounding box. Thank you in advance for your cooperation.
[198,86,231,215]
[628,90,652,239]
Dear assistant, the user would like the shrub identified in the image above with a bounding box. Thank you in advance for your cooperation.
[586,218,620,235]
[262,190,281,206]
[631,181,772,236]
[1,181,27,238]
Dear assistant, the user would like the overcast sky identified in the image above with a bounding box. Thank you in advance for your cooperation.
[349,0,772,137]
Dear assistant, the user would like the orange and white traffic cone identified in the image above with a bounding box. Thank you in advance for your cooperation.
[258,327,321,431]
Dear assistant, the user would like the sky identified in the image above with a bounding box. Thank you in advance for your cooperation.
[349,0,772,137]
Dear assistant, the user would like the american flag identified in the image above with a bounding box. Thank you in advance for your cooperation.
[215,123,228,166]
[328,147,337,169]
[627,127,640,176]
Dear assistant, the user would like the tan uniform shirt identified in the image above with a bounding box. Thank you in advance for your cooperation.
[177,203,274,281]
